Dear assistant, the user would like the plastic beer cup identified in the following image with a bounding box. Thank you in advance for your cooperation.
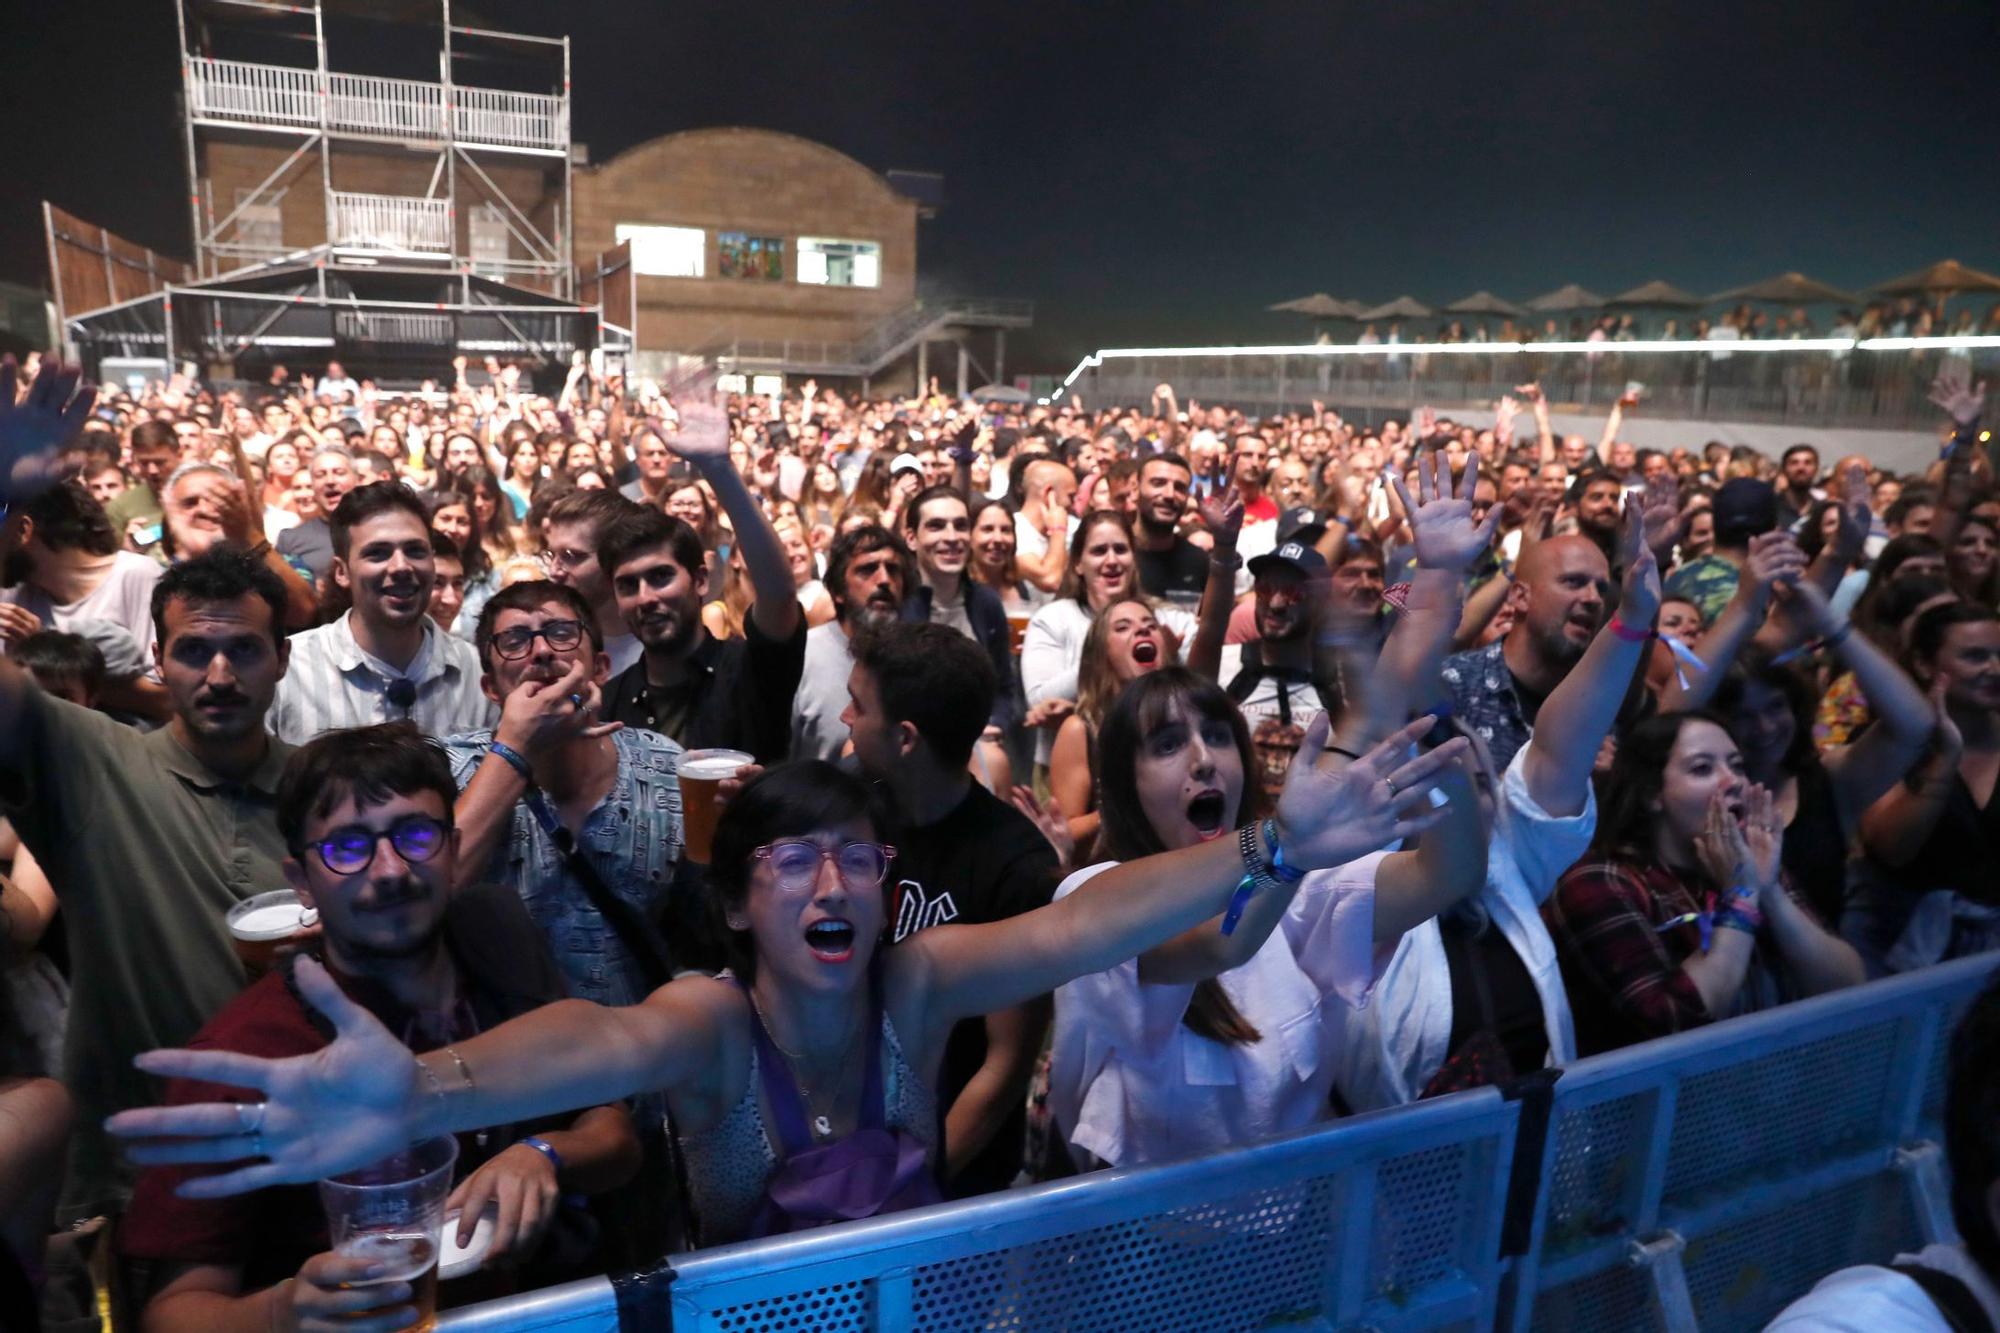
[680,748,752,864]
[317,1135,458,1333]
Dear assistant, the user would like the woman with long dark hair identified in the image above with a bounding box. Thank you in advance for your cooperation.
[110,739,1459,1246]
[1543,710,1865,1056]
[1850,603,2000,971]
[1046,670,1478,1169]
[1049,599,1178,846]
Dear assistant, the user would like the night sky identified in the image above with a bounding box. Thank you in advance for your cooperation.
[8,0,2000,371]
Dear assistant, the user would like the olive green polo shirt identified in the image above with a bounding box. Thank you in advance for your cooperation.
[2,688,293,1215]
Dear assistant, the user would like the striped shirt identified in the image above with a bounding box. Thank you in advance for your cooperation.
[267,610,496,743]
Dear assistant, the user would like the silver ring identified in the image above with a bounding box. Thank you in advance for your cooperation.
[1383,775,1400,797]
[235,1101,265,1133]
[569,693,586,710]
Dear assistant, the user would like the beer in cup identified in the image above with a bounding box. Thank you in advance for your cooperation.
[680,748,752,864]
[225,890,319,980]
[318,1135,458,1333]
[1006,612,1030,656]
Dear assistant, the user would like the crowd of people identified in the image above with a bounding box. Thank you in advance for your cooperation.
[1,343,1998,1330]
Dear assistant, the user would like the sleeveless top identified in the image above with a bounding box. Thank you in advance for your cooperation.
[676,1004,939,1245]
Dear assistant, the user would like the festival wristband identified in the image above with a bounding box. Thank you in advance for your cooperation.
[1220,875,1257,937]
[1261,818,1307,884]
[1607,616,1652,643]
[488,740,534,784]
[518,1135,563,1175]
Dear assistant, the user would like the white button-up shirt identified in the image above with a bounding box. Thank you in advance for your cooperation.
[1328,746,1594,1112]
[1050,854,1385,1171]
[268,609,496,744]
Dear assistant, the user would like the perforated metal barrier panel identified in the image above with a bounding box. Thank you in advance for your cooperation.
[438,954,1998,1333]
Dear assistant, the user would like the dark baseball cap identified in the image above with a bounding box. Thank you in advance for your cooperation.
[1248,539,1329,579]
[1277,505,1328,546]
[1713,478,1778,541]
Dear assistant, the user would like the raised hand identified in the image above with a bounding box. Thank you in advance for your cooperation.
[0,355,97,503]
[1616,495,1663,629]
[106,958,425,1197]
[1929,370,1988,427]
[664,400,730,462]
[1738,784,1785,895]
[1272,714,1470,871]
[1411,404,1438,445]
[1513,382,1544,405]
[1023,697,1076,729]
[1639,476,1680,555]
[1390,448,1501,573]
[1739,530,1808,607]
[1494,395,1521,447]
[1197,486,1245,555]
[1009,784,1075,869]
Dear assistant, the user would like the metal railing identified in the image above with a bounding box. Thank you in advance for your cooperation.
[437,952,1998,1333]
[1063,337,2000,433]
[329,191,451,254]
[186,57,319,129]
[185,57,563,153]
[706,297,1036,376]
[326,71,444,141]
[452,85,566,154]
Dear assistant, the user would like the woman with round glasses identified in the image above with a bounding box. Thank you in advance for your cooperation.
[109,723,1463,1246]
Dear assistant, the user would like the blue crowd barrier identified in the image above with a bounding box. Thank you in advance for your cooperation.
[438,952,1997,1332]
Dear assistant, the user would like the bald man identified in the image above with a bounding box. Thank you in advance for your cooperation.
[1439,535,1620,774]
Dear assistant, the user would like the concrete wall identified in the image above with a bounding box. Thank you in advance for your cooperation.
[570,127,918,354]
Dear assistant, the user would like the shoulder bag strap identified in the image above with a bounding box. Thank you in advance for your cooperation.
[1891,1263,1995,1333]
[523,787,672,992]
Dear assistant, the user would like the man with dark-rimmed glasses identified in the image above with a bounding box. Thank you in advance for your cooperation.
[440,578,689,1010]
[121,722,640,1333]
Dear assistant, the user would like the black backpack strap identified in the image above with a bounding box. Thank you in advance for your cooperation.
[1891,1262,1996,1333]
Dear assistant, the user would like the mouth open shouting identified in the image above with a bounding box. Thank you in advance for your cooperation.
[804,918,857,964]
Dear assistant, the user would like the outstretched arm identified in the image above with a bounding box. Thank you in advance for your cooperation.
[1662,531,1804,711]
[1186,488,1243,682]
[1775,579,1934,830]
[108,961,732,1198]
[1526,498,1661,816]
[916,715,1469,1019]
[670,401,800,642]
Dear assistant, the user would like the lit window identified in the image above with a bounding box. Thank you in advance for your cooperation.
[796,238,881,288]
[719,232,784,281]
[616,224,705,278]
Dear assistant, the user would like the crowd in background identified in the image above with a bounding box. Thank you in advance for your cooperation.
[2,342,1998,1331]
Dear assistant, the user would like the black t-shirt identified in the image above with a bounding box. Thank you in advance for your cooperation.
[1440,914,1548,1081]
[1135,537,1210,601]
[889,782,1059,1198]
[600,610,808,763]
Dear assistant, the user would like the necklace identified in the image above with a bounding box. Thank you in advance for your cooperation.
[747,993,863,1140]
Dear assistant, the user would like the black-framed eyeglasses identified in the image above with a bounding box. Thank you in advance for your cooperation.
[307,815,450,876]
[752,839,896,895]
[489,618,584,660]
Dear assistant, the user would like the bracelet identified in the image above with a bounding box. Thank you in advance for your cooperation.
[1260,818,1307,884]
[518,1134,563,1175]
[488,740,534,785]
[1822,620,1855,651]
[1236,823,1283,892]
[1326,744,1364,762]
[246,539,272,561]
[1607,615,1652,643]
[1210,551,1243,571]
